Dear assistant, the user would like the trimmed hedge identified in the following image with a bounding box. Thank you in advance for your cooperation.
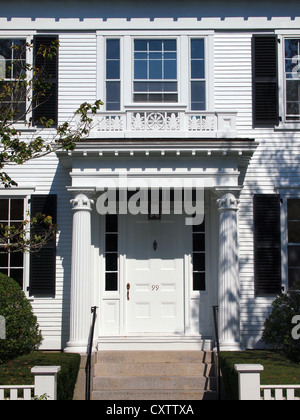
[220,351,300,400]
[0,352,81,400]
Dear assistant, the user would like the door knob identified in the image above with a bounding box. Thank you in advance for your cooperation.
[127,283,131,301]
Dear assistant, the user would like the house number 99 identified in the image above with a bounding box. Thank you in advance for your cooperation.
[152,285,159,292]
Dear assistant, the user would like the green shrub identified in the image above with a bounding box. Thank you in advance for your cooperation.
[262,291,300,362]
[0,273,43,363]
[0,352,81,400]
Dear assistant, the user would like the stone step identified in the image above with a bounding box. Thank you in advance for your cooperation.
[93,375,216,391]
[92,389,218,401]
[96,350,213,365]
[94,361,214,377]
[92,351,216,401]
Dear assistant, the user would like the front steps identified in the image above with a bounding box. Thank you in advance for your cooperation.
[92,351,217,400]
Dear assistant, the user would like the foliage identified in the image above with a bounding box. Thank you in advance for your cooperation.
[220,350,300,400]
[262,291,300,362]
[0,40,103,187]
[0,39,102,253]
[0,352,81,400]
[0,211,57,254]
[0,273,43,363]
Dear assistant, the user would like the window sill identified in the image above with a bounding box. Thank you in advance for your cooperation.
[124,103,187,110]
[275,121,300,131]
[6,123,38,133]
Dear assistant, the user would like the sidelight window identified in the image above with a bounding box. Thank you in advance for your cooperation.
[105,215,119,292]
[192,217,206,291]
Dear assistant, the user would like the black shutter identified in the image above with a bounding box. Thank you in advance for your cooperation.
[254,194,282,296]
[33,36,59,127]
[29,195,57,296]
[253,35,279,127]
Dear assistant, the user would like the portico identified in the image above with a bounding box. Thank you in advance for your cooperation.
[59,139,257,353]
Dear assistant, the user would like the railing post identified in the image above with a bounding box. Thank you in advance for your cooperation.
[31,366,61,401]
[234,364,264,401]
[85,306,98,401]
[212,306,221,400]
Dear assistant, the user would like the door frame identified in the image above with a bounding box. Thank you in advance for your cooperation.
[97,192,215,341]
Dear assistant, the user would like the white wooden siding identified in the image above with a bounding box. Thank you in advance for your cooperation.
[1,5,300,349]
[215,31,300,347]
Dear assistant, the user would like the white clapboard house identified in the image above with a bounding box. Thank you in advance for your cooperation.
[0,0,299,353]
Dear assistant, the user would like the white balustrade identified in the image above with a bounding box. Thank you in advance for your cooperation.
[86,108,237,138]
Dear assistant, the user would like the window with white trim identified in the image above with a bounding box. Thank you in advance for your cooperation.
[102,34,210,111]
[190,39,206,111]
[0,198,25,288]
[0,38,27,120]
[106,39,121,111]
[133,39,178,103]
[284,38,300,121]
[288,199,300,289]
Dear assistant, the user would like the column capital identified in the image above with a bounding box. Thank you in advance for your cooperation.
[217,192,240,212]
[70,192,95,212]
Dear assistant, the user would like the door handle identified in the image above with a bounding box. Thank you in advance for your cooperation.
[127,283,131,301]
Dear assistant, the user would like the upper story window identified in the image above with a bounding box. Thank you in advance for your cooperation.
[102,35,211,113]
[106,39,121,111]
[0,38,27,120]
[133,39,178,103]
[190,39,206,111]
[284,38,300,121]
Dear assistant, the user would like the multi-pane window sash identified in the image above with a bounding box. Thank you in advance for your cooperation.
[0,39,27,121]
[105,215,119,292]
[192,217,206,292]
[287,199,300,289]
[190,39,206,111]
[133,39,178,103]
[285,39,300,120]
[106,39,121,111]
[0,198,24,288]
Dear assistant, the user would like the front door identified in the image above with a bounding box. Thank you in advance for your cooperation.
[125,214,186,334]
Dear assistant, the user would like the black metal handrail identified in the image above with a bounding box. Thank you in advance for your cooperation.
[85,306,98,401]
[212,305,221,400]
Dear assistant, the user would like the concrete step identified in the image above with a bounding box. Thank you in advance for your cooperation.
[92,389,218,401]
[96,350,213,364]
[92,351,216,401]
[93,375,216,391]
[94,361,214,377]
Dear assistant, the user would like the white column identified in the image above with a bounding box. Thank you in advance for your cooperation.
[217,192,242,350]
[65,192,94,354]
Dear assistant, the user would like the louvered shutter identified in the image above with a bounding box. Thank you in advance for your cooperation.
[253,35,279,127]
[254,194,282,296]
[33,36,59,127]
[29,195,57,296]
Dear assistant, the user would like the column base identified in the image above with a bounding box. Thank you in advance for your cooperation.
[64,341,88,354]
[216,342,245,352]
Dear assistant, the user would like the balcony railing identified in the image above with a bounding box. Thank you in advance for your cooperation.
[87,107,237,139]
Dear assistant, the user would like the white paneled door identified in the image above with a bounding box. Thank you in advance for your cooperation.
[125,214,186,334]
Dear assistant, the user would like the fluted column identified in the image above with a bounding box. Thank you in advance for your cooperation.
[65,192,94,353]
[217,192,242,351]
